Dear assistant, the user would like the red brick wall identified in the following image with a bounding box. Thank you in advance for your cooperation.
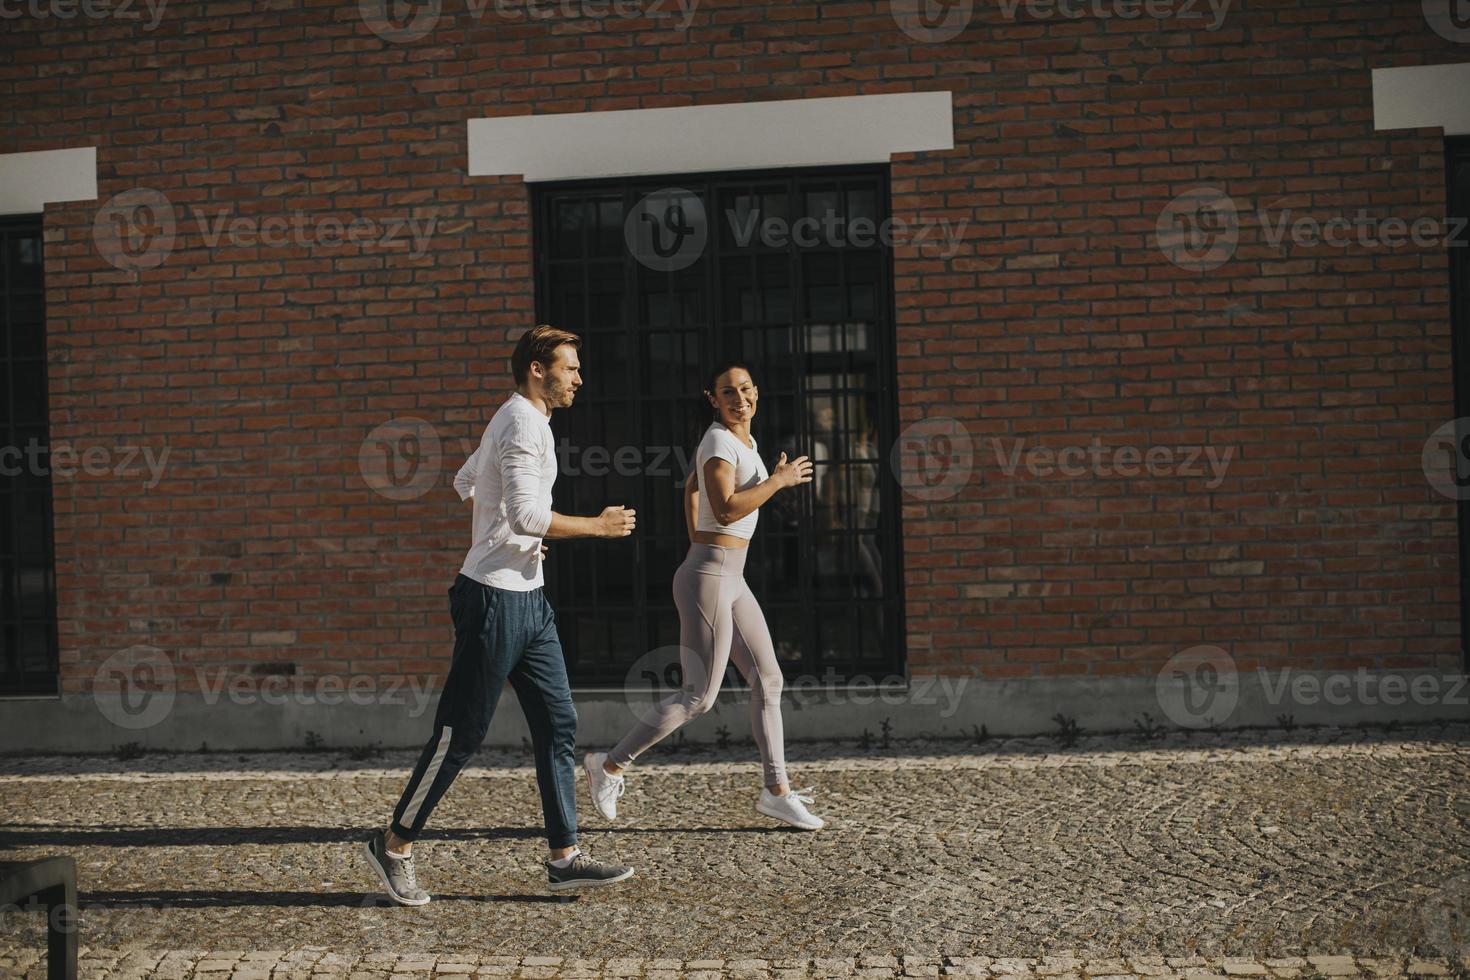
[0,0,1462,694]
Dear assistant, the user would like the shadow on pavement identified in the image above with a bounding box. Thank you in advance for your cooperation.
[76,889,563,908]
[0,824,797,848]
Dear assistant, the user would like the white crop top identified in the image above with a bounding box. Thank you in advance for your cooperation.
[694,422,769,540]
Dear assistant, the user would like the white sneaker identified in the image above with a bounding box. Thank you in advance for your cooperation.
[583,751,625,820]
[755,785,825,830]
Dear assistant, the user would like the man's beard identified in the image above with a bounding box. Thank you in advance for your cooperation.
[546,378,574,406]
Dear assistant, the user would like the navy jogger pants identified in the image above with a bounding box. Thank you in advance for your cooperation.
[390,574,578,849]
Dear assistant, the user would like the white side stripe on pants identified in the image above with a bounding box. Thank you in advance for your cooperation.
[400,725,453,829]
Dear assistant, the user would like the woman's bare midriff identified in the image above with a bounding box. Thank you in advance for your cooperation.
[691,530,750,549]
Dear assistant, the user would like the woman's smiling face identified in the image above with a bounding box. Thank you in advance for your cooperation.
[708,366,758,428]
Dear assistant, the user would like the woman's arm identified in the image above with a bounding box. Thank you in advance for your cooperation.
[683,468,700,540]
[702,452,811,526]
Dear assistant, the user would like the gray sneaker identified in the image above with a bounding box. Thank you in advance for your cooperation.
[546,852,635,893]
[362,830,431,906]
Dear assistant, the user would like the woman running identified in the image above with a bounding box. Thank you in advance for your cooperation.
[583,361,826,831]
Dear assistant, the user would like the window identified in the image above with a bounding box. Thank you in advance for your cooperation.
[1448,139,1470,667]
[0,215,59,696]
[532,167,905,687]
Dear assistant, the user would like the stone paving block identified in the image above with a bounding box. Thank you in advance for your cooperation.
[1306,957,1360,976]
[230,969,274,980]
[1406,964,1449,975]
[1222,963,1268,976]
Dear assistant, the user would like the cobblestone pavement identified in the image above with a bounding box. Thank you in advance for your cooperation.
[3,726,1470,978]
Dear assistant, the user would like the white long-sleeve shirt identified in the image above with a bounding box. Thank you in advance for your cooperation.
[458,392,556,591]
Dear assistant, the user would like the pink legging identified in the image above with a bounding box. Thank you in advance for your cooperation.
[610,543,788,787]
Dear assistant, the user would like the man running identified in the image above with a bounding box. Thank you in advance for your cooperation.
[363,324,638,902]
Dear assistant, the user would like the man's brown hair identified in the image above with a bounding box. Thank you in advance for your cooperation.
[511,324,581,385]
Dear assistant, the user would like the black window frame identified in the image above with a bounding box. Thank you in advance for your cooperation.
[1448,138,1470,669]
[0,213,60,697]
[530,165,908,689]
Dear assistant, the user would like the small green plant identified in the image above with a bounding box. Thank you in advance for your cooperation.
[715,725,731,749]
[971,724,989,745]
[115,742,145,761]
[1133,713,1165,741]
[1051,713,1082,748]
[879,717,893,750]
[303,730,324,750]
[348,742,383,761]
[858,728,873,752]
[1277,713,1296,732]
